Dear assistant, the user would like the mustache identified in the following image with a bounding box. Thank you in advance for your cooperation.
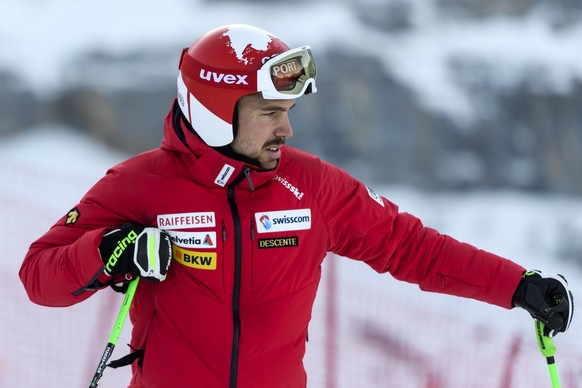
[263,138,286,148]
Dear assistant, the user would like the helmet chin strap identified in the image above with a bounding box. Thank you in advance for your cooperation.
[175,100,263,169]
[214,101,261,168]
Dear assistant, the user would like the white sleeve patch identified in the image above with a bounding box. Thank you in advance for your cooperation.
[366,185,385,207]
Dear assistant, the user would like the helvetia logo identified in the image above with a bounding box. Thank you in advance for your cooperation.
[255,209,311,234]
[167,231,217,249]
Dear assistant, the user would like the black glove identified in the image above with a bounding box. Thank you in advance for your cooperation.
[99,223,173,282]
[512,270,574,337]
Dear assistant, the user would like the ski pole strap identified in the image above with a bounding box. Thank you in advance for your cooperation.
[107,344,144,369]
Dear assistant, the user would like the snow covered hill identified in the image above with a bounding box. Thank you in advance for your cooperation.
[2,0,582,194]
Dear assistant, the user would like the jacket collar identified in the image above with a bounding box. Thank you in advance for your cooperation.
[160,100,278,190]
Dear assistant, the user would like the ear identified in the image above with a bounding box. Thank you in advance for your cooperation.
[232,99,240,138]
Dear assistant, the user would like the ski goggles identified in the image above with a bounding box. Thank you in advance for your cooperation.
[180,45,317,99]
[257,45,317,99]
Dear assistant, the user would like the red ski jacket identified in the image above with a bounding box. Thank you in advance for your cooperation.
[20,102,525,387]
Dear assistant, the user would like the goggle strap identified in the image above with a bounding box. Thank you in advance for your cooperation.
[178,47,188,69]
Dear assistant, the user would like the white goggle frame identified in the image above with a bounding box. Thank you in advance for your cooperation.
[257,45,317,100]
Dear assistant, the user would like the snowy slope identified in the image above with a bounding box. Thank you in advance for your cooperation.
[2,0,582,123]
[2,127,581,387]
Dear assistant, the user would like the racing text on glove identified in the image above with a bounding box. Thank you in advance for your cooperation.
[99,223,172,282]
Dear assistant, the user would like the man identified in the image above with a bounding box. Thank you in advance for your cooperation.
[20,24,573,387]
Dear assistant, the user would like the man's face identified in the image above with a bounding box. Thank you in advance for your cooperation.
[231,93,295,170]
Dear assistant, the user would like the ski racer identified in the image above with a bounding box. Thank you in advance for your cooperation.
[20,24,574,387]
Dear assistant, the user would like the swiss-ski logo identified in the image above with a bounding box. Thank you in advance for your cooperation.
[215,164,235,187]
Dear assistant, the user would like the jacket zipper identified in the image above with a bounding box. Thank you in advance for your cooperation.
[227,167,251,388]
[244,167,255,191]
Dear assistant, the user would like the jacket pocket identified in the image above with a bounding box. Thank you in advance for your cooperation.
[251,231,310,293]
[169,230,225,290]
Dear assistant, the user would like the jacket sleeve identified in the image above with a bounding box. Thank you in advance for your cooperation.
[19,163,150,307]
[316,160,525,309]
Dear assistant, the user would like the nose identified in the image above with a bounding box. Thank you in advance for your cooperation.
[275,114,293,139]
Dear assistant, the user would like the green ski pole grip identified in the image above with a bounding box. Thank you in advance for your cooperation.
[535,320,561,388]
[108,277,140,344]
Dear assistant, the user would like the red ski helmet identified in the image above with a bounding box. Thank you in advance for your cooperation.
[177,24,317,147]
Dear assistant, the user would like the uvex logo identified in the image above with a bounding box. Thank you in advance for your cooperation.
[199,69,248,85]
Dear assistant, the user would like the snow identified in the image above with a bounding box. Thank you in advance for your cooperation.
[2,0,582,122]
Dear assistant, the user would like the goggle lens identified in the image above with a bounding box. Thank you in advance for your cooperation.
[263,47,316,97]
[271,56,304,91]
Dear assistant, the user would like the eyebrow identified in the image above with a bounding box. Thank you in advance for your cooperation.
[259,102,296,112]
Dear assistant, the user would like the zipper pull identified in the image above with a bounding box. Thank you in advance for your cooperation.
[243,167,255,191]
[222,221,226,241]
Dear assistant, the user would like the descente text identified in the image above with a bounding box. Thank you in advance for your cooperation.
[258,237,299,249]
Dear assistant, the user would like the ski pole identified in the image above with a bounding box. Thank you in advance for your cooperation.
[534,320,560,388]
[89,277,140,388]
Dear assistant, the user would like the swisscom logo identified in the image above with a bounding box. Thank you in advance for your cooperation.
[255,209,311,233]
